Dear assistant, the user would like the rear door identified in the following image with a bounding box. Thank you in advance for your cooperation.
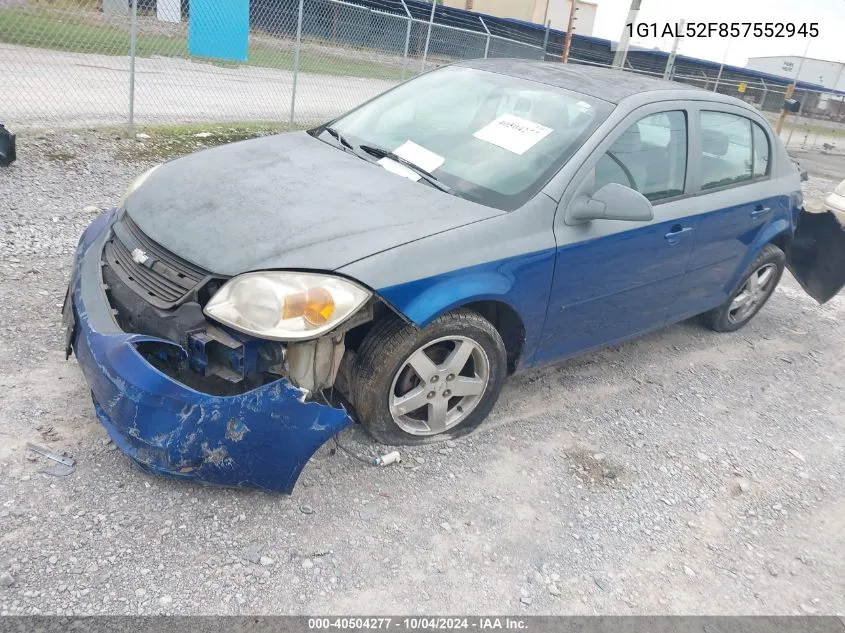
[668,107,792,320]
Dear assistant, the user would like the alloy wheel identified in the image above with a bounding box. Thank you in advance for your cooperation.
[728,263,778,324]
[388,335,490,436]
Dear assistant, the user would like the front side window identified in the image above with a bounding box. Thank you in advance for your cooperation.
[700,111,774,189]
[594,110,688,202]
[325,66,614,210]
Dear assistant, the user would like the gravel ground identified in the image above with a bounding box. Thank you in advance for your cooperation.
[0,132,844,616]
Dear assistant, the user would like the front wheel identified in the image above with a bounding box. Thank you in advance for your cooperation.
[352,309,507,445]
[702,243,785,332]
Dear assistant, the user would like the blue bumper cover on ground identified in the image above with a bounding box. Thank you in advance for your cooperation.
[67,211,353,493]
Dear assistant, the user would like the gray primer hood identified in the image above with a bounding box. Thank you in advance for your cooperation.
[125,132,505,276]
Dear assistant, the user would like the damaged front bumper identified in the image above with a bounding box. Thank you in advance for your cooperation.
[65,210,352,493]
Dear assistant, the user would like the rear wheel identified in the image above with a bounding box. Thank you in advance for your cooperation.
[702,243,785,332]
[352,309,507,445]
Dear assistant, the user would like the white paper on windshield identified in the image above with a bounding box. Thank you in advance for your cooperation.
[473,114,553,155]
[377,140,444,182]
[392,140,445,173]
[377,157,421,182]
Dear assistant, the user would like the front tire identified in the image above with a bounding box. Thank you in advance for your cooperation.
[352,309,507,445]
[702,243,785,332]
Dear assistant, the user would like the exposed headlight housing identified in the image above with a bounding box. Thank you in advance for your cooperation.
[203,272,372,341]
[120,164,160,207]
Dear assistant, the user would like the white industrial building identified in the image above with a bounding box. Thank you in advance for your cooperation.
[746,55,845,91]
[746,55,845,118]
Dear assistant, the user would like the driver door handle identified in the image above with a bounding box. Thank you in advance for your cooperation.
[751,205,771,218]
[664,225,693,245]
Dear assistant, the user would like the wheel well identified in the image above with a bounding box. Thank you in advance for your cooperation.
[342,299,526,374]
[464,300,525,374]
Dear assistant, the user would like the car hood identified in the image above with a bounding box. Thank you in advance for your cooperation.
[124,132,505,276]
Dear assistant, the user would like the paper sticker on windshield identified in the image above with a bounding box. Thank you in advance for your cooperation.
[473,114,553,155]
[392,140,445,173]
[377,157,421,182]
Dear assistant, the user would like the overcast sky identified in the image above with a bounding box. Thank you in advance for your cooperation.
[589,0,845,67]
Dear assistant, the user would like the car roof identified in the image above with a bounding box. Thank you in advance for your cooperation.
[457,58,728,105]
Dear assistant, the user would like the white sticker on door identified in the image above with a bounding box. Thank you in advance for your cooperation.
[472,114,553,155]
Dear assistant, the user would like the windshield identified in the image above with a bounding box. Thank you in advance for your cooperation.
[321,65,614,210]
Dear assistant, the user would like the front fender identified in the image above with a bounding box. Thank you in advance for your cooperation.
[381,271,517,327]
[374,248,555,365]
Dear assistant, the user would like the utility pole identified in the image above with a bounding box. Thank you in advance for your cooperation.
[662,19,683,79]
[776,37,812,135]
[562,0,577,63]
[612,0,642,68]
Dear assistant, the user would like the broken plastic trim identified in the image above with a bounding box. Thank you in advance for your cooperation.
[787,209,845,304]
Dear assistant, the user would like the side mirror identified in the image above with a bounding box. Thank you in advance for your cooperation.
[569,183,654,223]
[784,98,801,113]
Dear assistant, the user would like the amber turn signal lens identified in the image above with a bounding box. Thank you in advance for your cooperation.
[282,287,335,326]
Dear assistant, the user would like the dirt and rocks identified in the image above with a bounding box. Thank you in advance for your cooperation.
[0,132,843,616]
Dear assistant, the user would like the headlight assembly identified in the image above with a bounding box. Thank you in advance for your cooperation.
[120,164,160,207]
[203,272,372,341]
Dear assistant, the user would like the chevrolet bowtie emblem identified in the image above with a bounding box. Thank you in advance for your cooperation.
[132,248,150,265]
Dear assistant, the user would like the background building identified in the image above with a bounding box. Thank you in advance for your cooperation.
[440,0,597,35]
[747,56,845,91]
[747,55,845,118]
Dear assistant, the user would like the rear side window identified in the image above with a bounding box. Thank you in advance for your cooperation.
[700,112,771,189]
[594,110,688,202]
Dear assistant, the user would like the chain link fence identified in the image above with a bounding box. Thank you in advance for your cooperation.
[0,0,543,130]
[1,0,843,143]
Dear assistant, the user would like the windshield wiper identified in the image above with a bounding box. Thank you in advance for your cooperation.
[358,144,453,194]
[321,126,355,152]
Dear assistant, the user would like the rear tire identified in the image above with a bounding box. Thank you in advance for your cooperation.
[702,243,785,333]
[352,309,507,445]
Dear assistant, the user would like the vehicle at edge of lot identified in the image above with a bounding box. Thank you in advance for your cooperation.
[826,179,845,220]
[62,59,845,493]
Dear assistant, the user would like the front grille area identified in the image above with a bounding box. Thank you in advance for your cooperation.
[103,214,210,309]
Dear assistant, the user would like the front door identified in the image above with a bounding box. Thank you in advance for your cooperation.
[535,107,696,363]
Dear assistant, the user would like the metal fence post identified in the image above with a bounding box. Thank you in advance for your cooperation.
[421,0,436,72]
[128,0,137,130]
[478,16,490,59]
[290,0,305,125]
[399,0,412,80]
[541,20,550,61]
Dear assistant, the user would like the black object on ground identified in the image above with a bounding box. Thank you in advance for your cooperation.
[0,123,16,166]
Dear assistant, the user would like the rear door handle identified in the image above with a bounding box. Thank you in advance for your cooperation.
[751,205,771,218]
[664,225,693,245]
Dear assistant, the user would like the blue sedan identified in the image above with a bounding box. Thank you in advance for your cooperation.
[63,59,844,492]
